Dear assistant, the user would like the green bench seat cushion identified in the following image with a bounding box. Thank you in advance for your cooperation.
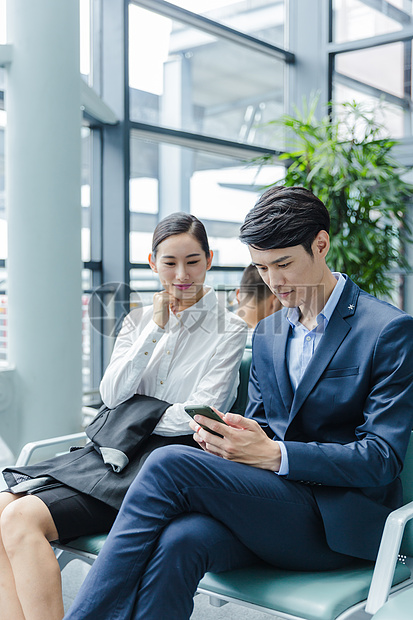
[63,533,108,556]
[199,560,411,620]
[63,534,410,620]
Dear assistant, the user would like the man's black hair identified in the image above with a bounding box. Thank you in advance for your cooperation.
[239,185,330,256]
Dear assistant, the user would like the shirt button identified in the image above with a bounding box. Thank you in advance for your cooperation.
[306,336,311,341]
[166,350,170,355]
[177,313,181,318]
[144,351,149,355]
[160,380,164,385]
[152,339,157,343]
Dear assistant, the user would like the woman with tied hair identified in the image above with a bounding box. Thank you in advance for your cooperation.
[0,212,247,620]
[235,263,281,343]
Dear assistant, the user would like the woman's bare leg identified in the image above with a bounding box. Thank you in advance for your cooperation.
[0,492,25,620]
[1,493,64,620]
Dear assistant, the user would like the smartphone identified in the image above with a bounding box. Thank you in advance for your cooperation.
[184,405,227,437]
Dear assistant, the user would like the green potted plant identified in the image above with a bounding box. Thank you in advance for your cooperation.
[256,96,413,299]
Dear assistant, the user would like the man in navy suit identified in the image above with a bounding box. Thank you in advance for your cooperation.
[65,186,413,620]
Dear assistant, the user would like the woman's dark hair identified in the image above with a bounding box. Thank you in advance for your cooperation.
[239,185,330,256]
[239,264,273,304]
[152,212,210,258]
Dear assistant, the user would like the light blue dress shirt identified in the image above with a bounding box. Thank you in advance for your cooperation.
[276,273,346,475]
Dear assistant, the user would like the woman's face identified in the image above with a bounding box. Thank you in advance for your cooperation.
[149,233,213,305]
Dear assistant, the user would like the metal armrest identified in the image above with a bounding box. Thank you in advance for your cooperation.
[14,404,99,467]
[82,405,99,426]
[365,500,413,614]
[15,432,87,466]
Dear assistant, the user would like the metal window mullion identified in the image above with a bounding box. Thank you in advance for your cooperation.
[358,0,412,26]
[403,39,412,136]
[130,121,283,160]
[328,27,413,54]
[131,0,294,62]
[334,71,411,108]
[91,0,103,95]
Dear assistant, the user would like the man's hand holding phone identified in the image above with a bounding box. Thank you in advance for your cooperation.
[185,405,282,472]
[185,405,228,437]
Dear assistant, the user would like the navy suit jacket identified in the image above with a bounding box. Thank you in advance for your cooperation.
[245,276,413,560]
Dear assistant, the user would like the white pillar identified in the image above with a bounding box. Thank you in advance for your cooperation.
[5,0,82,452]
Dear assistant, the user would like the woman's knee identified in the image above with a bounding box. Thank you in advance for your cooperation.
[0,492,19,516]
[0,493,18,549]
[1,496,55,556]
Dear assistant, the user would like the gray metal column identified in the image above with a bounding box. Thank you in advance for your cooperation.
[287,0,330,115]
[100,0,130,369]
[6,0,82,452]
[159,54,193,217]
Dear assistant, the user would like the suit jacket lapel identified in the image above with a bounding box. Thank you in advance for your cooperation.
[288,277,359,421]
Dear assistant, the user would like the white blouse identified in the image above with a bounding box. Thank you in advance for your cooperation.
[100,287,248,436]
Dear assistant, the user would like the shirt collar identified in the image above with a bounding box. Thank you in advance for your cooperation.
[286,273,346,329]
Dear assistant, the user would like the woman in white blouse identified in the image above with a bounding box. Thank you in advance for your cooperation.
[0,213,247,620]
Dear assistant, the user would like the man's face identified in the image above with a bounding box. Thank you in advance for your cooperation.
[248,236,327,310]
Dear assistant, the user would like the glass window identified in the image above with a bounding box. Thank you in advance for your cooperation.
[0,122,5,261]
[335,42,407,99]
[207,236,250,266]
[0,267,6,363]
[333,41,412,137]
[130,267,161,307]
[82,290,92,393]
[130,231,153,264]
[206,267,244,290]
[81,127,91,263]
[82,269,103,397]
[333,82,406,138]
[157,0,285,47]
[1,19,5,264]
[130,132,284,265]
[333,0,412,43]
[129,4,284,148]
